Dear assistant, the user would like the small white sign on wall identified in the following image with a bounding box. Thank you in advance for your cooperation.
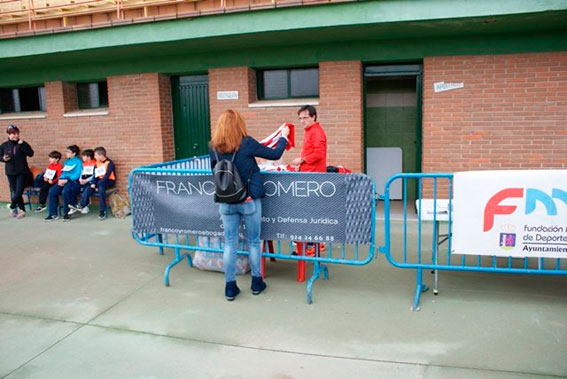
[434,82,464,93]
[217,91,239,100]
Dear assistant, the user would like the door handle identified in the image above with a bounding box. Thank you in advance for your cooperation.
[193,143,199,150]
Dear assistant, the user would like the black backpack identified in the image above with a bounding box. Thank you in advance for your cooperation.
[212,150,248,204]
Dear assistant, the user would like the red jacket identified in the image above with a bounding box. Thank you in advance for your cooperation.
[299,122,327,172]
[45,162,63,184]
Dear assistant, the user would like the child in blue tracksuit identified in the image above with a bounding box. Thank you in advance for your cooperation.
[45,145,83,222]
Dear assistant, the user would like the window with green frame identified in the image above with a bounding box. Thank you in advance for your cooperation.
[258,68,319,100]
[77,81,108,109]
[0,86,46,113]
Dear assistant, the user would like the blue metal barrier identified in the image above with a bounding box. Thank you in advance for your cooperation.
[378,173,567,311]
[129,155,377,304]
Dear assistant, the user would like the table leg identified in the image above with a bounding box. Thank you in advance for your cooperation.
[433,221,439,295]
[296,242,306,282]
[261,240,276,278]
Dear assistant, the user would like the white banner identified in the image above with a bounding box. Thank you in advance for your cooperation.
[452,170,567,258]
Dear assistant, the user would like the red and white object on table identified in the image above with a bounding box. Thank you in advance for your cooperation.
[257,161,288,172]
[259,122,295,151]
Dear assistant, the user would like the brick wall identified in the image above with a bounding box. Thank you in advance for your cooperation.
[158,74,175,162]
[319,61,363,172]
[423,52,567,173]
[208,61,363,171]
[0,72,174,204]
[5,53,563,205]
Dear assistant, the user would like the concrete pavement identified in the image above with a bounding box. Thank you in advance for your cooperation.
[1,207,566,378]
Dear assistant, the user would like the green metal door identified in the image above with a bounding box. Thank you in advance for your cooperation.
[172,75,211,159]
[364,65,422,201]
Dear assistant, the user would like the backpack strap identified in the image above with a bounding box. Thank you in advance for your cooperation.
[213,149,236,163]
[219,148,254,196]
[231,149,253,194]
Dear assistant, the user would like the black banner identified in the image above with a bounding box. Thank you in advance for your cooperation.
[131,172,373,244]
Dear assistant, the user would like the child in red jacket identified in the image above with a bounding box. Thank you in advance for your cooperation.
[34,151,63,212]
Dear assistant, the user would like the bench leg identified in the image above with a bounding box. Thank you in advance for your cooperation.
[24,191,33,211]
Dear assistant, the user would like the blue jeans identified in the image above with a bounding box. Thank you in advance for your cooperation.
[80,180,114,210]
[219,198,262,282]
[48,181,80,216]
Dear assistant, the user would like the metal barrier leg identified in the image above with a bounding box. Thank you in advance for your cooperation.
[322,264,329,280]
[411,268,429,311]
[164,247,191,287]
[306,261,319,304]
[306,261,328,304]
[158,234,164,256]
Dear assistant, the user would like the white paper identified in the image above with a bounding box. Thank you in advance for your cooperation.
[82,165,95,176]
[95,167,106,177]
[44,169,56,180]
[62,164,75,172]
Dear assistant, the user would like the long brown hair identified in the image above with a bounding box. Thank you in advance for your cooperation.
[210,109,248,153]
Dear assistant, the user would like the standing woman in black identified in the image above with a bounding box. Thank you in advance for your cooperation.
[0,124,34,218]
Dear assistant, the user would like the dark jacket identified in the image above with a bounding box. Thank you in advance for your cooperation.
[92,158,116,186]
[0,139,34,175]
[210,136,288,199]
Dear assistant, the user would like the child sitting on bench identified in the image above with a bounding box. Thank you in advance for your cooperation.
[69,149,96,216]
[45,145,83,222]
[34,150,63,213]
[71,146,115,220]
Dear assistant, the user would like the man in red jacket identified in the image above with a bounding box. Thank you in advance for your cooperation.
[291,105,327,265]
[291,105,327,172]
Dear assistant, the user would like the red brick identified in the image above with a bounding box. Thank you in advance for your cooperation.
[0,73,174,202]
[209,61,363,172]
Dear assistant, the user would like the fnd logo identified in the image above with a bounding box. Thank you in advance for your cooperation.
[483,188,567,232]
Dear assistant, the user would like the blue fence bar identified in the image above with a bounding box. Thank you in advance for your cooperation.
[129,155,377,304]
[378,173,567,311]
[131,159,566,309]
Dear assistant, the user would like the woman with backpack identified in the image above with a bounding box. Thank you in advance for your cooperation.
[0,124,34,219]
[209,109,290,301]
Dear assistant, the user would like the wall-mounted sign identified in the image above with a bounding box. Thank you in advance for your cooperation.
[434,82,464,93]
[217,91,239,100]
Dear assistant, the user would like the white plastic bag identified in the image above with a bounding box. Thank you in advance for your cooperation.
[193,236,250,274]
